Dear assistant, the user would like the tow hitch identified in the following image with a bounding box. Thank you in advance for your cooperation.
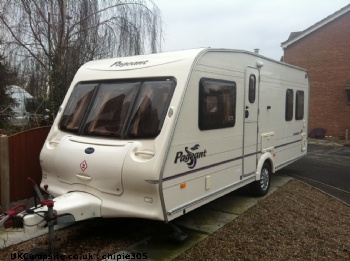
[1,177,102,258]
[1,177,57,257]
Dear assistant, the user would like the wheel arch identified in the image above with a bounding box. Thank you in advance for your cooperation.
[256,152,275,180]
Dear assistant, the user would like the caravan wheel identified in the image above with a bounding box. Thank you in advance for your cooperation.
[250,162,271,197]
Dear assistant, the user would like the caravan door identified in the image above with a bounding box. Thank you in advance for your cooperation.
[243,67,259,176]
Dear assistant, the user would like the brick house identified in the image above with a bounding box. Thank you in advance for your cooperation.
[281,4,350,139]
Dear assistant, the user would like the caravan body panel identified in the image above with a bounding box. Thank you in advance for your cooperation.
[161,50,308,220]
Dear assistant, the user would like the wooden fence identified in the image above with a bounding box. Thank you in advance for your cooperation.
[0,126,51,211]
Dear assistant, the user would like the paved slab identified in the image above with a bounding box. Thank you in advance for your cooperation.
[126,230,207,261]
[175,208,238,234]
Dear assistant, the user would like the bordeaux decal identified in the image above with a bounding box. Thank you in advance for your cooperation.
[174,144,207,169]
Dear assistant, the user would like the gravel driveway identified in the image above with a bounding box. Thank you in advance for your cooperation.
[175,180,350,260]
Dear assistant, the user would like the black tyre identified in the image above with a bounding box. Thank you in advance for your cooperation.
[250,162,271,197]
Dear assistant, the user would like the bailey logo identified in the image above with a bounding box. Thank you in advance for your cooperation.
[110,60,149,67]
[174,144,207,169]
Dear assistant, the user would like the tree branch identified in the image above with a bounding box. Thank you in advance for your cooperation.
[0,17,47,70]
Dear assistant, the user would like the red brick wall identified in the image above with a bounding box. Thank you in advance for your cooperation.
[284,12,350,138]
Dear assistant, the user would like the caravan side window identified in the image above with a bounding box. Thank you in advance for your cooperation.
[285,89,294,121]
[295,90,304,120]
[199,78,236,130]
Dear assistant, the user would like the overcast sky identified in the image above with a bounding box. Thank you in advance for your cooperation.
[156,0,349,60]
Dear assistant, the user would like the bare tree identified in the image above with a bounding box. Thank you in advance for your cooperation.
[0,0,162,114]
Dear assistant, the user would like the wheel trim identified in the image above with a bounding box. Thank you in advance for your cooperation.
[260,168,269,191]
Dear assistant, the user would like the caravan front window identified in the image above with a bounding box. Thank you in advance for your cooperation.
[83,82,140,136]
[59,78,176,138]
[60,83,96,132]
[127,81,174,137]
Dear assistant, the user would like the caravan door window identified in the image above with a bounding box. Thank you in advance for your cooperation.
[59,78,176,138]
[248,74,256,103]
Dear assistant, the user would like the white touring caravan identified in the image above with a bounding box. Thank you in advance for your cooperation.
[19,48,308,236]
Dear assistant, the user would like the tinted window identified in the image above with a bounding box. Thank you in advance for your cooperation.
[60,83,96,132]
[199,78,236,130]
[295,90,304,120]
[59,78,176,138]
[127,80,175,137]
[84,82,139,137]
[248,74,256,103]
[285,89,294,121]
